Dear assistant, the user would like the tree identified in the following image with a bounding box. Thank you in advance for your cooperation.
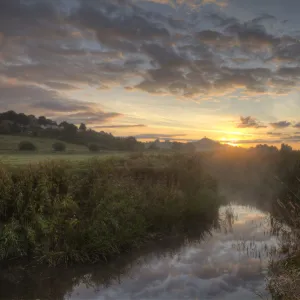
[0,120,12,134]
[59,122,78,135]
[79,123,87,131]
[52,142,66,152]
[280,143,292,153]
[88,143,100,152]
[38,116,48,126]
[18,141,37,151]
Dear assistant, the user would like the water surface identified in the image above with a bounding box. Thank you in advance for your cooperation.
[65,204,278,300]
[0,204,279,300]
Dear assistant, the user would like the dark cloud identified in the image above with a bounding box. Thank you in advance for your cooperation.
[44,82,79,90]
[57,111,122,124]
[93,124,146,129]
[0,83,84,112]
[0,82,122,126]
[134,133,187,139]
[277,67,300,77]
[237,116,267,128]
[71,1,169,51]
[1,0,300,107]
[270,121,291,128]
[32,100,89,113]
[293,123,300,128]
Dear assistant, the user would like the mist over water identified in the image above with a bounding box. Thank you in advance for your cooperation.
[62,204,278,300]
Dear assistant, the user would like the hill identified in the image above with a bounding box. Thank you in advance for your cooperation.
[0,135,88,153]
[0,110,144,151]
[192,137,223,151]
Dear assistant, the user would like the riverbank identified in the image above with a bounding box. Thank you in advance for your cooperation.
[0,204,274,300]
[267,188,300,300]
[0,153,223,266]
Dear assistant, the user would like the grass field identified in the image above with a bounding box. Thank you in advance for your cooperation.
[0,135,127,165]
[0,134,88,153]
[0,152,128,165]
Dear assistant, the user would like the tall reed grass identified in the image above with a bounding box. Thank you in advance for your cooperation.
[0,153,222,266]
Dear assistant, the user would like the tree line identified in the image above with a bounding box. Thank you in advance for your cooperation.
[0,110,144,151]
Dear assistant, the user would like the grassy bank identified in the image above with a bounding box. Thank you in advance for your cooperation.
[0,153,222,266]
[267,159,300,300]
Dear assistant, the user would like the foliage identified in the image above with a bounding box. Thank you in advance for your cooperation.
[52,142,66,152]
[0,110,144,151]
[79,123,86,131]
[0,154,222,266]
[280,143,293,153]
[18,141,37,151]
[88,143,100,152]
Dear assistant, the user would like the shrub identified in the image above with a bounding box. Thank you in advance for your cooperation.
[52,142,66,152]
[88,143,100,152]
[0,154,222,266]
[18,141,37,151]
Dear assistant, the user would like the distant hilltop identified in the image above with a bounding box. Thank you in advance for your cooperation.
[192,137,223,151]
[145,137,225,152]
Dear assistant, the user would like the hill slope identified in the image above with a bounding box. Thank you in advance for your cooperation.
[0,135,88,153]
[192,137,223,151]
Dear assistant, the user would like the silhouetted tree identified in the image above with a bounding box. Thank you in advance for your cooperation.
[280,143,292,153]
[79,123,87,131]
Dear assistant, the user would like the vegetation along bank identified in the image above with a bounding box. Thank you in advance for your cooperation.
[0,153,222,266]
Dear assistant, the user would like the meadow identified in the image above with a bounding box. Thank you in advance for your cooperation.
[0,135,127,165]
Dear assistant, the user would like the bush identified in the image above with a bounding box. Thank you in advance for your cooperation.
[88,143,100,152]
[0,154,222,266]
[18,141,37,151]
[52,142,66,152]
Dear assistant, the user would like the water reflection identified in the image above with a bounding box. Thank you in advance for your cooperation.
[0,205,279,300]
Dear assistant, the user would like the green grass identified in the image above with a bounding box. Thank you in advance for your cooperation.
[0,135,87,153]
[0,135,129,165]
[0,153,222,266]
[0,152,127,166]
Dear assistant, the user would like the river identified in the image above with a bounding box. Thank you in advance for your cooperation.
[0,204,280,300]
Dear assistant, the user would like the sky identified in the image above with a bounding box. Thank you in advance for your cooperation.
[1,0,300,147]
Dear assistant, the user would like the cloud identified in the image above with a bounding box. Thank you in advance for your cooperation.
[93,124,146,129]
[270,121,291,129]
[284,135,300,142]
[226,138,282,144]
[44,82,79,90]
[134,133,187,139]
[1,0,300,107]
[32,100,90,113]
[237,116,267,128]
[293,123,300,128]
[57,111,122,124]
[71,1,169,51]
[267,132,284,136]
[0,83,87,113]
[0,81,122,126]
